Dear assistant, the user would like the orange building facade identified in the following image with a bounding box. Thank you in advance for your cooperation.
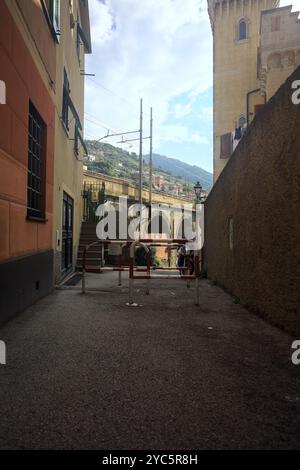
[0,0,56,323]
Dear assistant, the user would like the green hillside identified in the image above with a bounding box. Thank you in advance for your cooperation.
[84,140,211,198]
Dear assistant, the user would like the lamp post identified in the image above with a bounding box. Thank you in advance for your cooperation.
[193,181,203,279]
[194,181,202,204]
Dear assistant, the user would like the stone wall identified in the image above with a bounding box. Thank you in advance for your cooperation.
[205,66,300,335]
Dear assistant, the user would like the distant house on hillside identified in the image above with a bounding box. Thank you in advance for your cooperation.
[83,154,96,162]
[154,175,165,189]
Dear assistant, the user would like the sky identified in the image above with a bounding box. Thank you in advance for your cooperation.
[84,0,300,174]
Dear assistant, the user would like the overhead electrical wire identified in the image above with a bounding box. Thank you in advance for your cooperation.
[84,114,123,134]
[86,75,150,117]
[84,112,140,147]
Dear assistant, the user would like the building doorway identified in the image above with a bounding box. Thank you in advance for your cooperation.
[62,192,73,274]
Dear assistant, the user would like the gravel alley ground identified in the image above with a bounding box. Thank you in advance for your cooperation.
[0,271,299,449]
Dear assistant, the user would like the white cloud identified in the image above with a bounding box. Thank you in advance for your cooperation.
[88,1,115,44]
[198,106,213,122]
[84,0,212,151]
[173,102,194,119]
[155,124,208,146]
[190,133,209,144]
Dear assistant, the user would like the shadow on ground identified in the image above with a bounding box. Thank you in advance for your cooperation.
[0,272,299,449]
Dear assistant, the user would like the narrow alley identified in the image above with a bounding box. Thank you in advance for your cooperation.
[0,273,299,450]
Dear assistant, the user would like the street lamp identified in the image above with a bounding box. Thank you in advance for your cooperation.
[194,181,202,202]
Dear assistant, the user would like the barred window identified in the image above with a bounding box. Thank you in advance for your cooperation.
[27,102,46,219]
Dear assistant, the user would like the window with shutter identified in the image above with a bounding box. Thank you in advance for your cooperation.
[41,0,60,43]
[220,133,232,159]
[271,16,280,32]
[51,0,60,38]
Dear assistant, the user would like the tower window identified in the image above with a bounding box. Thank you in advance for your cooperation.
[238,20,247,41]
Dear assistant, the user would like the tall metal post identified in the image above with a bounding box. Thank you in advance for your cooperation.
[139,98,143,206]
[149,107,153,206]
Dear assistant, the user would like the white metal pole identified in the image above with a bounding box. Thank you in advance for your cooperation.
[139,98,143,208]
[149,107,153,206]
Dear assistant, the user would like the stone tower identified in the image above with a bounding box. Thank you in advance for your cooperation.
[208,0,278,182]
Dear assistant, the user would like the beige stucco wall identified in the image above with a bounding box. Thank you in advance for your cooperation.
[5,0,57,95]
[52,0,88,282]
[208,0,277,182]
[259,6,300,100]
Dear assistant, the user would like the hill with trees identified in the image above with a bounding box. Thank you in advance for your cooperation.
[84,141,212,198]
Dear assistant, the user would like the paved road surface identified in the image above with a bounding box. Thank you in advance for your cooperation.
[0,272,299,449]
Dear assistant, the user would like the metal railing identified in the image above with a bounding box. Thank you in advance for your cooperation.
[81,238,201,306]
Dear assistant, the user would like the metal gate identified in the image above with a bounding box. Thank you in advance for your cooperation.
[82,181,105,222]
[62,191,73,273]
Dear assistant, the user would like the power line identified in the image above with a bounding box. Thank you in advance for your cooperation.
[84,131,100,140]
[85,113,133,135]
[86,76,150,117]
[86,76,132,106]
[84,123,140,148]
[84,131,134,150]
[84,112,142,148]
[85,116,119,133]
